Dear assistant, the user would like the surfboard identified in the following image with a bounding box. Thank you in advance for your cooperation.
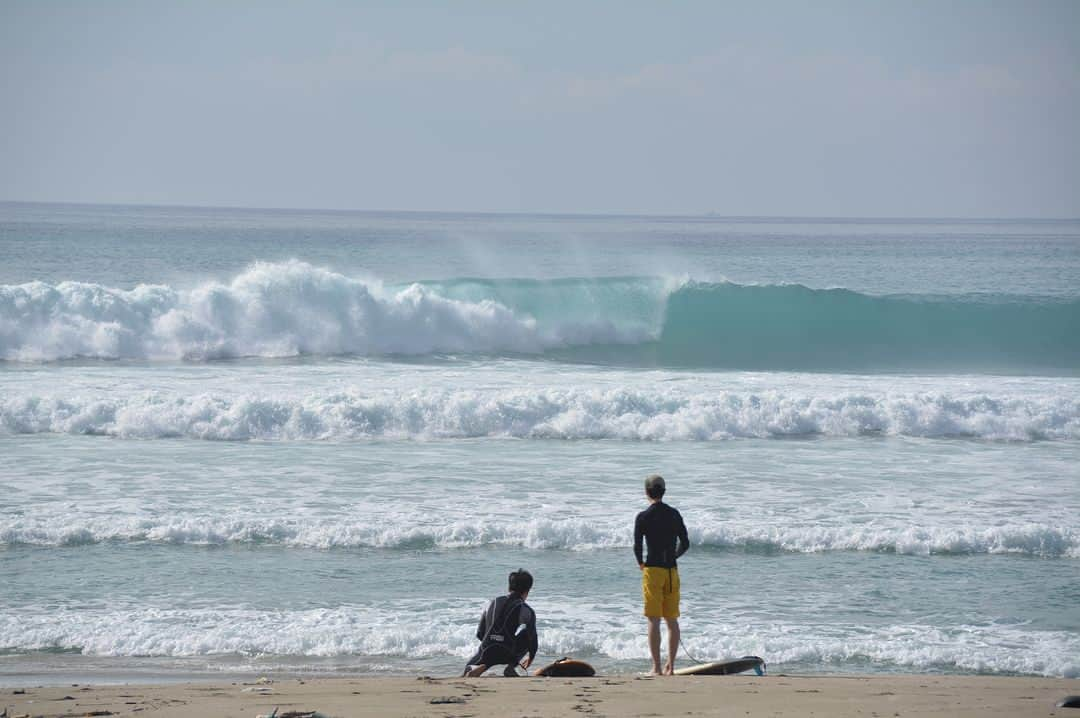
[534,657,596,677]
[673,655,766,676]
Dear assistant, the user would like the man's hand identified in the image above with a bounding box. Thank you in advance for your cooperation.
[638,562,645,571]
[521,655,533,670]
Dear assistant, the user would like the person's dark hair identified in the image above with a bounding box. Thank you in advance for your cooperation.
[508,568,533,594]
[645,474,666,500]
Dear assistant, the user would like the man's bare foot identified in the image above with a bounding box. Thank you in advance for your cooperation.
[466,664,488,678]
[663,664,675,675]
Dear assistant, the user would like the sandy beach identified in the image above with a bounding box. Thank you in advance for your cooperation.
[3,674,1076,718]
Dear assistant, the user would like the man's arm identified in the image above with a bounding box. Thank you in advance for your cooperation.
[475,602,489,642]
[633,512,645,568]
[524,606,538,666]
[675,512,690,559]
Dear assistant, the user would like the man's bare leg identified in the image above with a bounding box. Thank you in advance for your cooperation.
[663,618,680,675]
[647,617,663,675]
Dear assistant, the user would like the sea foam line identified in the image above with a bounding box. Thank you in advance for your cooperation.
[2,515,1075,556]
[2,608,1075,677]
[2,389,1077,441]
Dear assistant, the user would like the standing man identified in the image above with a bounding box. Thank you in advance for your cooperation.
[634,474,690,675]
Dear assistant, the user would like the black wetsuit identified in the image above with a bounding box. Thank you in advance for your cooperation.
[464,592,538,675]
[634,501,690,568]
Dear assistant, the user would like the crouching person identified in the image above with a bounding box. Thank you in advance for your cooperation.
[463,568,538,677]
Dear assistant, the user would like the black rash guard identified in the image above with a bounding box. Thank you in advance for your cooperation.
[634,501,690,568]
[474,592,538,662]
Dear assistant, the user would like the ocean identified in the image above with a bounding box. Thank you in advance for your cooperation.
[1,202,1078,683]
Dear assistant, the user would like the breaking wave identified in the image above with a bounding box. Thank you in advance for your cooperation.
[2,388,1077,441]
[2,608,1075,676]
[2,514,1076,557]
[2,261,1077,370]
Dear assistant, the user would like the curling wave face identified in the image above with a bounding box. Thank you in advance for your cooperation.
[2,261,1078,371]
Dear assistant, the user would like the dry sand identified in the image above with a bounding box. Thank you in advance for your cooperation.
[3,674,1078,718]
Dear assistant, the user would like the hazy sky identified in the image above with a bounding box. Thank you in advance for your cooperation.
[2,1,1078,216]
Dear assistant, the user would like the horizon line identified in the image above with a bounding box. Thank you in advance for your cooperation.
[2,198,1078,223]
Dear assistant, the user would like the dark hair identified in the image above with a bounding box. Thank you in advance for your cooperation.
[508,568,534,594]
[645,474,666,500]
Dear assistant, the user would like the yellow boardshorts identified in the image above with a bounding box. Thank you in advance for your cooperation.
[641,566,680,618]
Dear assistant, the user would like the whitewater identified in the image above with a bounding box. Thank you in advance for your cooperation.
[4,380,1080,441]
[1,204,1078,682]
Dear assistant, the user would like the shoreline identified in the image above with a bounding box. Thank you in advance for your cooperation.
[3,674,1077,717]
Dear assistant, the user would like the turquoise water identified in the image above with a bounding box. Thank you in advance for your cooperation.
[1,203,1078,682]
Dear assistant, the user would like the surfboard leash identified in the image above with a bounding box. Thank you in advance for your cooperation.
[678,634,707,665]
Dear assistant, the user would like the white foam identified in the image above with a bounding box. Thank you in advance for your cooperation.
[0,261,650,361]
[2,388,1077,441]
[693,522,1080,557]
[670,623,1080,678]
[0,606,480,660]
[2,608,1075,677]
[2,513,1075,556]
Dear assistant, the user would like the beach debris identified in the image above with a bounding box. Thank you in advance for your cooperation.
[242,686,274,694]
[242,677,274,686]
[11,690,24,695]
[429,696,467,704]
[257,711,327,718]
[1058,695,1080,708]
[83,712,114,716]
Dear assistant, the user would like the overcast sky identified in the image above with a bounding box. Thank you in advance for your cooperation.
[2,1,1078,217]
